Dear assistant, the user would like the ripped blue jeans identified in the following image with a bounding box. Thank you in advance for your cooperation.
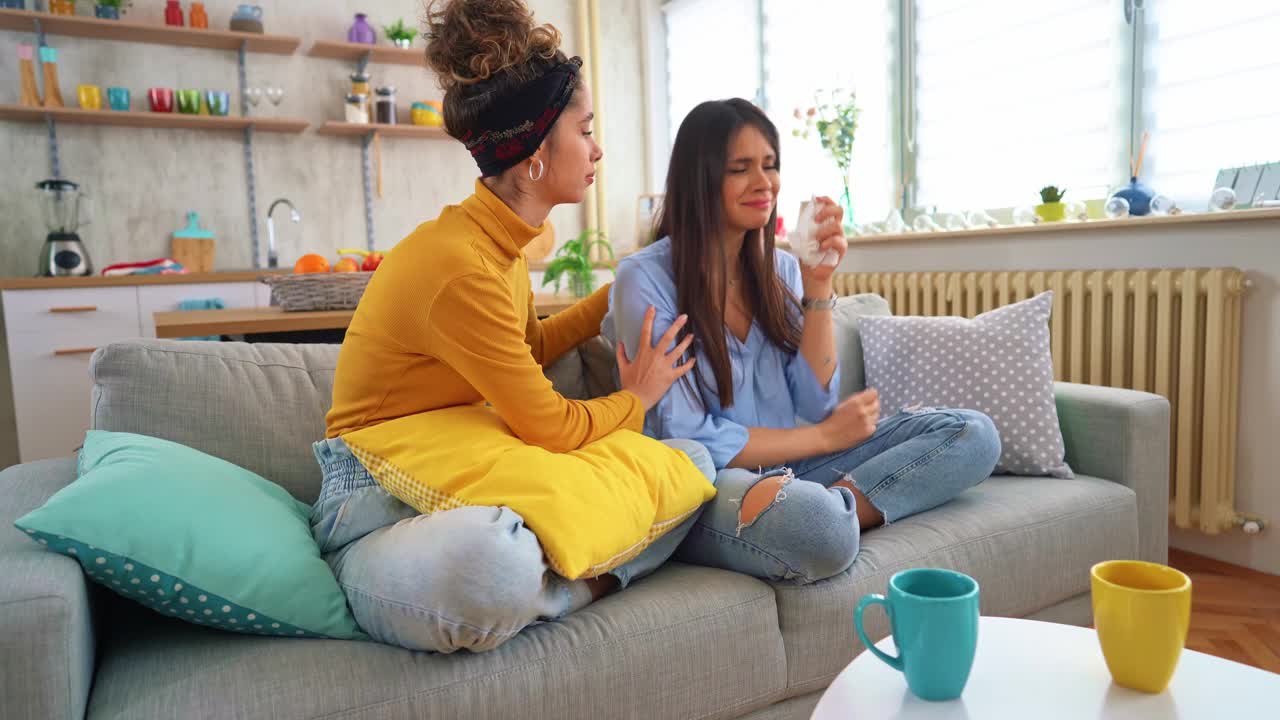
[310,436,716,653]
[673,408,1002,584]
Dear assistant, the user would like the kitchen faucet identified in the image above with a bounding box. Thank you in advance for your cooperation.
[265,198,301,269]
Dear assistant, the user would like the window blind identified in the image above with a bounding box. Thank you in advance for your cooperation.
[913,0,1129,211]
[763,0,898,228]
[1142,1,1280,208]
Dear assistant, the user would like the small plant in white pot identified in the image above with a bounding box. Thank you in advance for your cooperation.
[383,19,418,49]
[541,230,613,298]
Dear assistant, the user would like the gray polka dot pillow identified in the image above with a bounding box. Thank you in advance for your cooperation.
[859,291,1073,478]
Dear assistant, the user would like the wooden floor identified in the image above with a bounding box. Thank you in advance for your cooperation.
[1168,549,1280,673]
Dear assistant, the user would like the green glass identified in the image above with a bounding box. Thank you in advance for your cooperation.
[177,89,201,114]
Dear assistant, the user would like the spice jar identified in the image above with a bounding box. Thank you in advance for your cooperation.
[344,93,369,124]
[349,72,372,119]
[375,86,397,125]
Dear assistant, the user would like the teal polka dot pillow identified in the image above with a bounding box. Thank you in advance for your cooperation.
[15,430,363,640]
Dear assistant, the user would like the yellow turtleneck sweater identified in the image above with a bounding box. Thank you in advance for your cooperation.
[325,180,644,451]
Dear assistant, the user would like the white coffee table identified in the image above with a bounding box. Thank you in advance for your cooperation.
[811,616,1279,719]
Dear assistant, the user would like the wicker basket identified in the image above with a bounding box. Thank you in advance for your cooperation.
[261,272,373,312]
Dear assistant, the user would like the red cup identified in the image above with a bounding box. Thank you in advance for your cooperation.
[148,88,174,113]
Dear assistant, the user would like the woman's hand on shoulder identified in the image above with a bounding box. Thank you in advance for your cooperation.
[617,306,696,410]
[799,195,849,290]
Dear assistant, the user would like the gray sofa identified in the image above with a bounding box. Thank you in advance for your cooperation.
[1,323,1170,719]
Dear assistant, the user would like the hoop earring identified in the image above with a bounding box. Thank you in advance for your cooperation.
[528,157,545,182]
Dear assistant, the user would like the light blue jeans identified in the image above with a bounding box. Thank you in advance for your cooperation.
[673,408,1002,584]
[310,437,716,653]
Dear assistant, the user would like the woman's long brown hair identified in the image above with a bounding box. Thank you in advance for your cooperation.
[657,98,801,408]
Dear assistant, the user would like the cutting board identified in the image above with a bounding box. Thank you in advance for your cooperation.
[170,211,216,272]
[172,237,215,273]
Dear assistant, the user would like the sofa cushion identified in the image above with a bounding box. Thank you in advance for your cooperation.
[579,335,623,398]
[544,347,590,400]
[87,563,788,720]
[770,474,1137,697]
[16,430,362,640]
[859,292,1072,477]
[90,341,339,504]
[832,293,892,398]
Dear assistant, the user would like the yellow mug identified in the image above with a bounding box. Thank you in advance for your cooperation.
[1091,560,1191,693]
[77,85,103,111]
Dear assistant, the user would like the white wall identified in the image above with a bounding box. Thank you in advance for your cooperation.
[0,0,648,275]
[841,217,1280,574]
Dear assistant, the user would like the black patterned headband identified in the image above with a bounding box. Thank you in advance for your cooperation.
[459,57,583,177]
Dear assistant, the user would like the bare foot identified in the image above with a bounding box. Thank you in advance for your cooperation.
[833,476,885,530]
[584,575,619,602]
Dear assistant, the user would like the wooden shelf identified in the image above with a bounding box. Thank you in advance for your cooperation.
[0,8,300,54]
[316,121,449,139]
[308,40,423,67]
[0,104,309,133]
[0,270,287,291]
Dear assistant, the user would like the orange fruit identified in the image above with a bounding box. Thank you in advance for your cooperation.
[293,253,329,274]
[332,257,360,273]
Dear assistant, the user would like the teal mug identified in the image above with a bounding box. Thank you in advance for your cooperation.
[854,568,980,701]
[107,87,130,112]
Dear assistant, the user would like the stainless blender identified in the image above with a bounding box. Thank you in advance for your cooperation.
[36,179,93,277]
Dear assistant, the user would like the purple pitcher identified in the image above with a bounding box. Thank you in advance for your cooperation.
[348,13,376,44]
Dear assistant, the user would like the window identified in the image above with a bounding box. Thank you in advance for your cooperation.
[913,0,1130,211]
[1142,1,1280,207]
[662,0,897,227]
[663,0,762,143]
[659,0,1280,219]
[763,0,898,227]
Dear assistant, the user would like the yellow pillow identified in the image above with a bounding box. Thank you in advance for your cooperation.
[341,405,716,580]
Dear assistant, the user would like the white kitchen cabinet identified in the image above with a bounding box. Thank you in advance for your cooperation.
[137,282,258,336]
[2,287,143,463]
[2,280,265,464]
[3,286,142,337]
[8,335,115,462]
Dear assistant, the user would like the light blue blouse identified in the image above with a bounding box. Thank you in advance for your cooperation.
[601,238,840,469]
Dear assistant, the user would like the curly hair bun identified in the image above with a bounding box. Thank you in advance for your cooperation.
[425,0,564,94]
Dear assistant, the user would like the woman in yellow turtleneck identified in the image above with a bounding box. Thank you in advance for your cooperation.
[308,0,714,655]
[326,179,644,450]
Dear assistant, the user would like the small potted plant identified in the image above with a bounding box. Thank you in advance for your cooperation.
[93,0,132,19]
[1036,185,1067,223]
[383,18,418,49]
[541,229,614,298]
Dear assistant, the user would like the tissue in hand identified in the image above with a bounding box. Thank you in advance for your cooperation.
[791,197,840,268]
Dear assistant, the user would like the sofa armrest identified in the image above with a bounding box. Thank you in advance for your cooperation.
[0,458,94,720]
[1054,382,1170,565]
